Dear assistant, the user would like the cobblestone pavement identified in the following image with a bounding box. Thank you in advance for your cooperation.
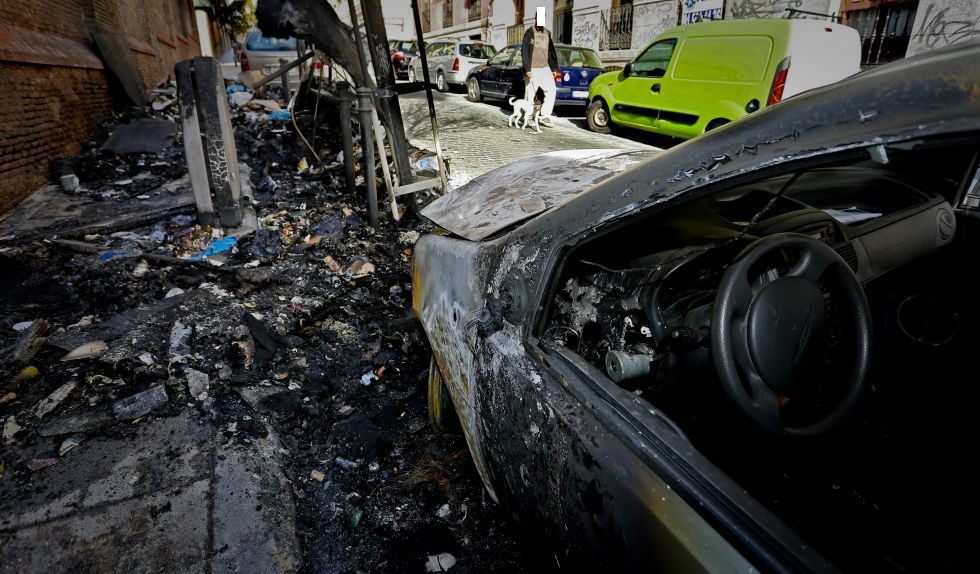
[398,88,661,190]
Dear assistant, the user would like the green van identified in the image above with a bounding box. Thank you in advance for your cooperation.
[586,18,860,138]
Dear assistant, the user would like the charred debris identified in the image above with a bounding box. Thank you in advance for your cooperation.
[0,64,542,572]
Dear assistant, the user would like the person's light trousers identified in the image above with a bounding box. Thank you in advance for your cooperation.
[525,67,557,118]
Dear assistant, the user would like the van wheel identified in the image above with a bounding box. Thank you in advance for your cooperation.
[466,77,482,102]
[437,72,448,93]
[427,355,460,432]
[587,100,612,134]
[706,119,730,132]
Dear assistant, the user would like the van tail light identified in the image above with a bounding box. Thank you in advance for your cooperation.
[767,56,791,105]
[393,51,405,61]
[240,52,250,72]
[313,60,322,71]
[554,70,562,85]
[452,58,460,72]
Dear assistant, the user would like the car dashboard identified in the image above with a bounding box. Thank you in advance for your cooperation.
[542,164,958,392]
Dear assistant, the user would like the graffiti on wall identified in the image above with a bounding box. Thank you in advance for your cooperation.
[631,0,677,49]
[573,17,600,48]
[909,1,978,55]
[682,0,724,24]
[728,0,832,20]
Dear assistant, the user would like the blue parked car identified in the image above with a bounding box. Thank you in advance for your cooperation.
[465,43,605,110]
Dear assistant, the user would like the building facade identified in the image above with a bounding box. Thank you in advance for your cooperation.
[416,0,979,67]
[0,0,203,213]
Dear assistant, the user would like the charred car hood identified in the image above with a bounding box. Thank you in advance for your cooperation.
[421,148,658,241]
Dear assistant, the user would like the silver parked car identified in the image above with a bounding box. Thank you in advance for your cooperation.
[408,38,497,92]
[239,28,307,89]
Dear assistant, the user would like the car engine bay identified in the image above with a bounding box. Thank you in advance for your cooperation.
[540,144,979,571]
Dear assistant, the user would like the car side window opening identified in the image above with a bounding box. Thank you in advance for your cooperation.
[489,48,514,66]
[461,43,496,59]
[632,38,677,78]
[512,50,523,68]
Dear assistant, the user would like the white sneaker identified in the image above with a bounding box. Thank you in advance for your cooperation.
[538,117,554,128]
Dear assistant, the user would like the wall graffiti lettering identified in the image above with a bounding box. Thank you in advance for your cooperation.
[573,19,600,46]
[634,1,676,20]
[729,0,805,19]
[632,1,678,48]
[914,3,978,51]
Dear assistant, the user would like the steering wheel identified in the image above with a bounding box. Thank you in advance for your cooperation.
[711,233,872,436]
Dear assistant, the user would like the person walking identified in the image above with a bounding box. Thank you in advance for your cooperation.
[521,7,559,128]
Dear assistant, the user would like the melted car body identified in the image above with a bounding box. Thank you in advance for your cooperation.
[414,41,980,572]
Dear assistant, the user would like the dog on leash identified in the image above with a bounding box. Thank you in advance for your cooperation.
[507,96,541,133]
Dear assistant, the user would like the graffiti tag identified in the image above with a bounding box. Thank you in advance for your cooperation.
[573,19,600,46]
[914,3,977,51]
[729,0,804,19]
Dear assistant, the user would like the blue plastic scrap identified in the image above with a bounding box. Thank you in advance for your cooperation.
[99,251,128,261]
[189,236,237,261]
[269,110,292,121]
[225,83,247,94]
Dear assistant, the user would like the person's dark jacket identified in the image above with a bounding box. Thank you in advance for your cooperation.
[521,26,559,73]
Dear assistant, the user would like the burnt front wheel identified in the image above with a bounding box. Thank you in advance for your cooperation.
[427,355,460,432]
[587,99,612,134]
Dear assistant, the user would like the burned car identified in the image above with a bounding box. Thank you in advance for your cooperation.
[412,41,980,572]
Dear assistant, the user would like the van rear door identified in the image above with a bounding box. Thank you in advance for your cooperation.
[782,21,860,99]
[608,38,679,131]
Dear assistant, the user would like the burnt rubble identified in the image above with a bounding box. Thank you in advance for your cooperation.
[0,78,549,572]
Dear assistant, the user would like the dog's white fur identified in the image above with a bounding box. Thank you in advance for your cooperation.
[507,96,541,133]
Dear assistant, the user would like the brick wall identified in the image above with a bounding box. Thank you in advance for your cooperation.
[0,0,201,214]
[0,64,111,214]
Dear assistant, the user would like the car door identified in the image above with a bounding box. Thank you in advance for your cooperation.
[483,47,514,96]
[610,37,680,130]
[507,49,527,99]
[431,42,450,77]
[422,42,442,80]
[467,238,762,572]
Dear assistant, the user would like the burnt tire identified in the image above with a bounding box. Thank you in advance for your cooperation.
[427,355,460,432]
[587,99,612,134]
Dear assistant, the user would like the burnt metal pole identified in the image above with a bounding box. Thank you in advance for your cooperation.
[359,0,413,188]
[337,82,356,196]
[410,0,448,193]
[357,87,379,227]
[347,0,379,227]
[279,58,291,100]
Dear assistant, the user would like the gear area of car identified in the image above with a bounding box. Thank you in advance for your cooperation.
[538,138,979,571]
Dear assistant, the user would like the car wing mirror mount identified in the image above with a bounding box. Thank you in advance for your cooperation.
[622,62,633,78]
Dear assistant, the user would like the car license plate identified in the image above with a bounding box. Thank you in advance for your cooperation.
[572,90,588,99]
[263,65,278,75]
